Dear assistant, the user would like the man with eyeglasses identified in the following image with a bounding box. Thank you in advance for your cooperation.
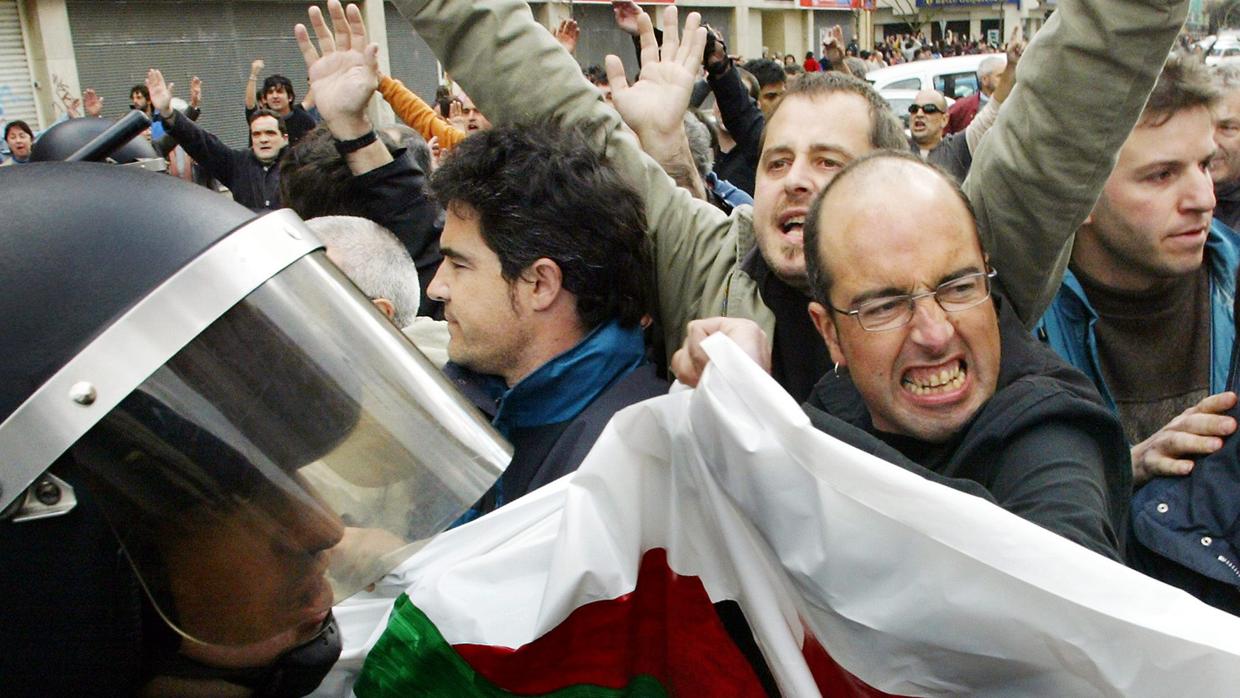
[675,151,1130,560]
[906,30,1022,183]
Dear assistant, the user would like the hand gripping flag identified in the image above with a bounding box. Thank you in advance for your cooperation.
[317,335,1240,697]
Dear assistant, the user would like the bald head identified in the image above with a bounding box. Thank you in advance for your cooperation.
[910,89,949,148]
[804,153,979,306]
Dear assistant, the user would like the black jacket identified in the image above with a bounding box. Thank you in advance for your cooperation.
[347,152,443,318]
[165,112,282,211]
[707,64,761,197]
[909,133,973,183]
[804,293,1131,561]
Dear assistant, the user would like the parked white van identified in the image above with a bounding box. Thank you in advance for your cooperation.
[865,55,995,100]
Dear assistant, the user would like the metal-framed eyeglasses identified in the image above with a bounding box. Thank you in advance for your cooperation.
[828,269,998,332]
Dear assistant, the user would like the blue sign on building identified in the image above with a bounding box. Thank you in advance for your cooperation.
[915,0,1019,7]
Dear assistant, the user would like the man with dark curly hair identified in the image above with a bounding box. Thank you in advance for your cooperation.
[430,124,668,523]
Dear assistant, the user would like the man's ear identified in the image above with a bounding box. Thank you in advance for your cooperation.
[371,297,396,321]
[808,301,846,368]
[525,258,564,312]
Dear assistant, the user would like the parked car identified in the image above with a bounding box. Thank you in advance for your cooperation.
[865,55,994,100]
[1206,38,1240,66]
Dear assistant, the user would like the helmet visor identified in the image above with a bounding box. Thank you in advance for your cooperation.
[70,252,510,651]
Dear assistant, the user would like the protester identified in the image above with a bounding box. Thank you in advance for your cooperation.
[674,152,1130,560]
[129,83,164,139]
[907,29,1022,182]
[1039,55,1234,484]
[945,55,1007,134]
[2,120,33,166]
[1211,64,1240,231]
[150,68,287,211]
[305,215,447,365]
[245,60,318,144]
[429,124,667,523]
[741,58,785,117]
[1035,55,1240,612]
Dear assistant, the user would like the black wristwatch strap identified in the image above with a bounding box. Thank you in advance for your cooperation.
[333,130,377,155]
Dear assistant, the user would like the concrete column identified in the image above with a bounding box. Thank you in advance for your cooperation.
[361,0,395,127]
[858,11,875,53]
[19,0,77,129]
[1002,3,1021,43]
[737,7,763,61]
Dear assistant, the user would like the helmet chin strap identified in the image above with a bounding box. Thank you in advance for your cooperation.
[149,613,342,698]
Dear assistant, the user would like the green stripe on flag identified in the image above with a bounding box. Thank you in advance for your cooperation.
[355,594,669,697]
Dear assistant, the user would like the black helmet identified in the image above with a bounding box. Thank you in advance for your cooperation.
[0,162,508,695]
[29,115,160,163]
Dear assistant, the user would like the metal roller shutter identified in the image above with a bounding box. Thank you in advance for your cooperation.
[0,0,37,130]
[384,1,439,104]
[68,1,318,149]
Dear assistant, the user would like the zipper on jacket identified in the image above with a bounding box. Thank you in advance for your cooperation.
[1217,554,1240,581]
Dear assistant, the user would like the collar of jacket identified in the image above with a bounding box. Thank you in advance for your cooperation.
[448,319,647,438]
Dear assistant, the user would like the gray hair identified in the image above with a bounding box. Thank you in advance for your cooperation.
[683,111,714,179]
[1214,64,1240,93]
[978,56,1006,78]
[305,216,422,328]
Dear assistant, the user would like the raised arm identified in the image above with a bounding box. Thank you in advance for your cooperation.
[704,28,764,168]
[963,0,1189,326]
[295,1,390,176]
[378,75,466,150]
[148,68,239,187]
[245,59,263,111]
[604,9,707,200]
[964,27,1023,154]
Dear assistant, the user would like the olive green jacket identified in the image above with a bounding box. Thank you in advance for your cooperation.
[393,0,1187,363]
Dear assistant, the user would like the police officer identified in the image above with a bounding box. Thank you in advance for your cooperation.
[0,70,507,698]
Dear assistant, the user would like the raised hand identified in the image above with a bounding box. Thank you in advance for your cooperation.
[603,6,706,140]
[189,76,202,108]
[145,69,174,117]
[1005,26,1026,66]
[295,0,379,138]
[611,0,642,37]
[250,58,265,76]
[447,99,467,132]
[83,88,103,118]
[553,18,579,55]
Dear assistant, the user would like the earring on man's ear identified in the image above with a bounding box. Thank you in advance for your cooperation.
[833,362,841,375]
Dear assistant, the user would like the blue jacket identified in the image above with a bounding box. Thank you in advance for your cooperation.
[1036,219,1240,612]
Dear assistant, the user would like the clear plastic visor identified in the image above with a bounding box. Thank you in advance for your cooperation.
[69,252,510,652]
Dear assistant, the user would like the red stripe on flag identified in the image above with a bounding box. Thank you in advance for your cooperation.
[453,548,907,696]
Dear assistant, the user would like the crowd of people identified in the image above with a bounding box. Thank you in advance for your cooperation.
[5,0,1240,692]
